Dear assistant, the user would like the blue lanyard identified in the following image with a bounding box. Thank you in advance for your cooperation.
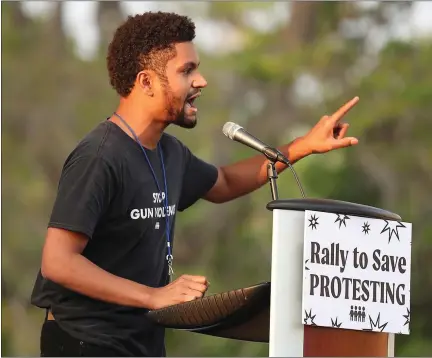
[112,113,174,279]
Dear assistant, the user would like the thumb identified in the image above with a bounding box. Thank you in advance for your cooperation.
[334,137,359,148]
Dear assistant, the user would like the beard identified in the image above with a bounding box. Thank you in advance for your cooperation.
[161,81,198,129]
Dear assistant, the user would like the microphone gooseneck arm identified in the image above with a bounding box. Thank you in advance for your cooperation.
[267,161,279,200]
[272,152,306,199]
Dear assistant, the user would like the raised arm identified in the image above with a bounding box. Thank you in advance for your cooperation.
[205,97,360,204]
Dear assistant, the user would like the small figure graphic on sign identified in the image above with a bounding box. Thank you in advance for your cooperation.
[403,307,410,326]
[380,220,406,243]
[350,306,366,322]
[335,214,350,228]
[362,221,370,235]
[308,214,319,230]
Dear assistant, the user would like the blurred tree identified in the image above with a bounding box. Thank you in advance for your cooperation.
[9,1,29,27]
[1,1,431,356]
[97,1,124,48]
[45,2,66,56]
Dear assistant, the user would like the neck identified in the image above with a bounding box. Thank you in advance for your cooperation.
[110,100,167,150]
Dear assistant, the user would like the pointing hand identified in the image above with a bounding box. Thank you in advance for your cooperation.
[302,97,360,154]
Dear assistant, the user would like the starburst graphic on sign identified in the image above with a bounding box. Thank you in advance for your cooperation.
[362,313,388,332]
[335,214,350,228]
[308,214,319,230]
[362,222,371,235]
[304,309,317,326]
[380,220,406,243]
[331,317,342,328]
[403,307,410,326]
[304,259,310,271]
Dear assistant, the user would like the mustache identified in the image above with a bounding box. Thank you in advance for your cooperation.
[186,90,201,100]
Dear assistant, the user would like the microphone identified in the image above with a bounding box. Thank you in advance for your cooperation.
[222,122,306,198]
[222,122,290,165]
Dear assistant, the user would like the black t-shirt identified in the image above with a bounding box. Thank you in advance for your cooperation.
[30,120,219,357]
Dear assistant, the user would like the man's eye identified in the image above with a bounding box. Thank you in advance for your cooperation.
[183,68,192,74]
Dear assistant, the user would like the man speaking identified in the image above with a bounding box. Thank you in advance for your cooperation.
[31,11,360,357]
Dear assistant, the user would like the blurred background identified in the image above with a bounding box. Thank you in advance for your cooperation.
[2,1,432,356]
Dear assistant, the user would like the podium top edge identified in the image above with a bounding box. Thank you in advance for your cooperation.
[266,198,401,221]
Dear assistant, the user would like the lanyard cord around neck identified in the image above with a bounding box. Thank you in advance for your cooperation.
[112,112,174,279]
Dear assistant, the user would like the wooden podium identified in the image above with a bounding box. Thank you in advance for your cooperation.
[146,198,402,357]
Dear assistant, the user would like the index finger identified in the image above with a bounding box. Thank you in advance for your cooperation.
[330,96,359,122]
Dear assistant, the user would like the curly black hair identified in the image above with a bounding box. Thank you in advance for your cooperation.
[107,11,196,97]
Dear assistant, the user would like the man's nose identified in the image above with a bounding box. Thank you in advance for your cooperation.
[193,73,207,88]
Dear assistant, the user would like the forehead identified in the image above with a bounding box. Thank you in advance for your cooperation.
[169,42,200,67]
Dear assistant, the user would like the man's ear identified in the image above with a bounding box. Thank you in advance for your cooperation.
[136,71,154,97]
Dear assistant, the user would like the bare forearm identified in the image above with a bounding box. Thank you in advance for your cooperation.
[209,136,312,203]
[42,253,154,309]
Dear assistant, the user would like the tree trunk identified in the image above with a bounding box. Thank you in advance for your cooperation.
[283,2,321,48]
[97,2,124,48]
[10,2,30,27]
[43,2,67,57]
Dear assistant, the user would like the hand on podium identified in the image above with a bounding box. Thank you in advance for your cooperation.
[301,96,360,154]
[148,274,209,310]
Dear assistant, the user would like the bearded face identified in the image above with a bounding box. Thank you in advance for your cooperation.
[155,42,207,129]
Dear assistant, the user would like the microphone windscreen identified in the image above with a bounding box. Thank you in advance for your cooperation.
[222,122,242,140]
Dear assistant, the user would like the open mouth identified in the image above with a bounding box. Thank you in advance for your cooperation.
[186,93,200,109]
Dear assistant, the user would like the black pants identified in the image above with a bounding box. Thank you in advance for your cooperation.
[40,320,118,357]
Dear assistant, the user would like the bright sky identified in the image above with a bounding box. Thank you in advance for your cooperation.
[21,1,432,60]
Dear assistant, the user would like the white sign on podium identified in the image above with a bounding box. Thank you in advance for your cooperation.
[302,210,412,335]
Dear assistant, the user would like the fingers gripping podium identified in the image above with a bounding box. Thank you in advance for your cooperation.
[147,282,271,342]
[146,198,407,357]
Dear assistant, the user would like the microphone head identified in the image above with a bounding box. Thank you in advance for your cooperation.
[222,122,243,140]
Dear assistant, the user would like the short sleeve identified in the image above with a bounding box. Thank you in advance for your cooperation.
[178,146,218,212]
[48,154,116,239]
